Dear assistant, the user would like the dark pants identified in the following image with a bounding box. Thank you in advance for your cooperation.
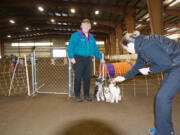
[155,66,180,135]
[73,55,92,98]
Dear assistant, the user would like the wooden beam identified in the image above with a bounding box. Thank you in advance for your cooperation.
[0,0,179,17]
[106,36,111,55]
[1,32,107,41]
[3,35,106,42]
[0,16,116,28]
[1,21,179,36]
[137,21,180,29]
[110,32,116,54]
[165,24,180,29]
[116,25,123,54]
[0,24,112,34]
[125,9,135,33]
[164,9,180,17]
[147,0,163,34]
[0,1,125,15]
[2,30,107,36]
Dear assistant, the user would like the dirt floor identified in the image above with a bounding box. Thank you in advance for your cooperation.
[0,79,180,135]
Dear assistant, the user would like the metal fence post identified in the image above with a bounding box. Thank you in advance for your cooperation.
[31,54,35,96]
[33,49,37,93]
[68,58,72,97]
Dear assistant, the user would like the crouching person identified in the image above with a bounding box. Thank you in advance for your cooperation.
[113,31,180,135]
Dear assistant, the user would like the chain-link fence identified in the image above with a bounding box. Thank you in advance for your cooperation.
[117,73,164,97]
[0,58,12,96]
[0,56,30,96]
[0,51,164,97]
[31,47,72,96]
[95,60,164,97]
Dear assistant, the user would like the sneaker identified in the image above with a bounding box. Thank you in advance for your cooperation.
[84,96,92,101]
[149,128,156,135]
[75,97,83,102]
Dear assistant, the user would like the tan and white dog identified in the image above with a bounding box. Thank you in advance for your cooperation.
[104,79,121,103]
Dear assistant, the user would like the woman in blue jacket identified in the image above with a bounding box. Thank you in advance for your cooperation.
[114,31,180,135]
[68,19,104,102]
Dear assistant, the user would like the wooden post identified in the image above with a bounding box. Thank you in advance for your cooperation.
[110,32,116,54]
[1,40,5,57]
[125,9,135,33]
[147,0,163,34]
[116,25,123,54]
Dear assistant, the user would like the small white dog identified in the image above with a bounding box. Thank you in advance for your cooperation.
[104,80,121,103]
[104,86,112,102]
[109,82,121,103]
[94,78,105,101]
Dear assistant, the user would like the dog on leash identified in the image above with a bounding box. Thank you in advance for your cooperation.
[104,85,112,102]
[94,78,105,101]
[104,79,121,103]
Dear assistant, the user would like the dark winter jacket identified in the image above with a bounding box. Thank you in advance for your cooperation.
[125,35,180,79]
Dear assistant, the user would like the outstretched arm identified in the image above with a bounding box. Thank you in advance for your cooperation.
[124,54,146,80]
[113,55,146,82]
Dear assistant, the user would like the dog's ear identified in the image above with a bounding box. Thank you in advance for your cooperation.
[96,77,100,81]
[113,80,116,84]
[107,79,110,83]
[109,78,114,84]
[104,79,109,87]
[110,80,116,85]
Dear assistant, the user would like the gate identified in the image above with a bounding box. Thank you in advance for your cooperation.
[31,47,72,96]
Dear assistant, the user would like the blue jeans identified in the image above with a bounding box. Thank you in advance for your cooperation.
[155,66,180,135]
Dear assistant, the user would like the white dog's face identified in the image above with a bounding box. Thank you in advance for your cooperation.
[108,78,116,85]
[104,87,110,94]
[95,78,103,85]
[104,86,112,102]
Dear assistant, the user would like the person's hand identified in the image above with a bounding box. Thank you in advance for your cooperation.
[139,68,150,75]
[113,76,125,83]
[100,59,105,64]
[70,58,76,64]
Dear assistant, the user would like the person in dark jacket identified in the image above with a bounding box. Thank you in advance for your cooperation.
[68,19,104,102]
[113,31,180,135]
